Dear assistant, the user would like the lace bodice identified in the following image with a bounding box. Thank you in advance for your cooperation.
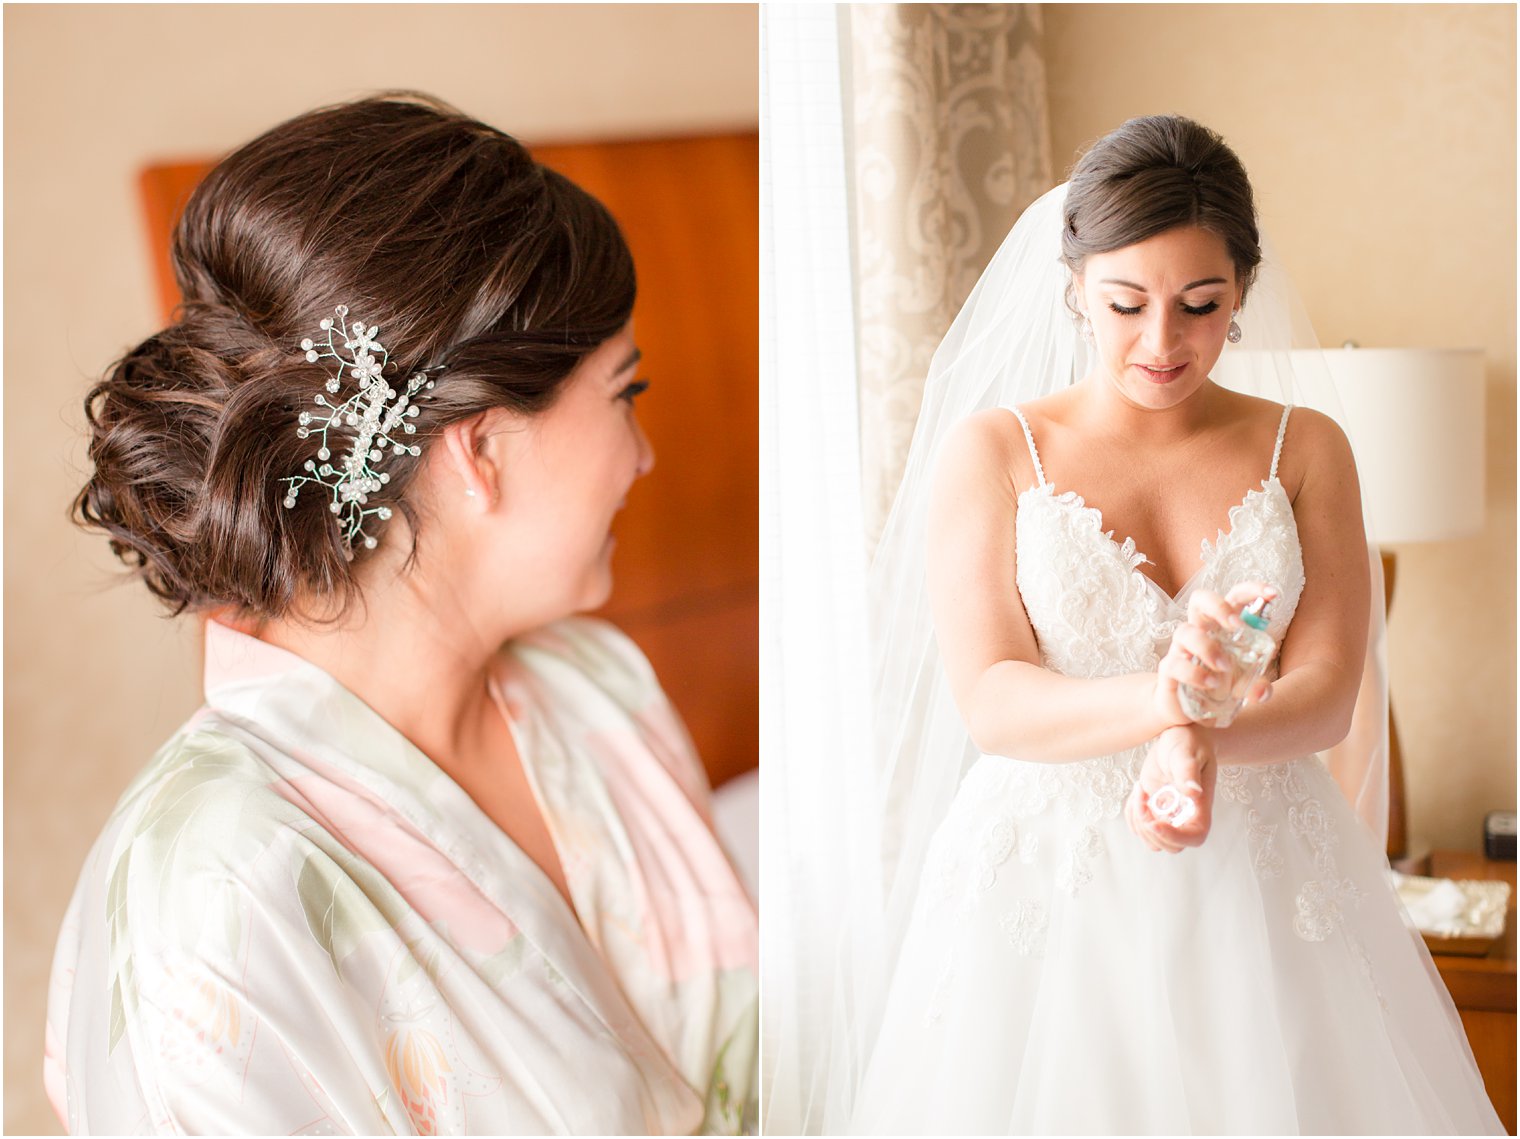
[1012,404,1305,682]
[944,406,1308,841]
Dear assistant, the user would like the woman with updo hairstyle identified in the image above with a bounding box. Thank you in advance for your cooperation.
[47,94,756,1136]
[816,115,1503,1132]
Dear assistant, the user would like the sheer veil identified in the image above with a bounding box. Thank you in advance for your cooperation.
[787,183,1390,1131]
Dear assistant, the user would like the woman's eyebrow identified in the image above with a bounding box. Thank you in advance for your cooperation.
[615,347,643,375]
[1099,277,1229,292]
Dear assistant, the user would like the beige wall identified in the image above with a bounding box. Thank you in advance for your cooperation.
[1044,3,1516,852]
[7,3,1514,1132]
[2,5,756,1133]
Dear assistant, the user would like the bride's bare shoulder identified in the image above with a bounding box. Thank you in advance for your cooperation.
[1211,385,1285,423]
[935,408,1038,498]
[1278,405,1356,493]
[942,407,1024,461]
[1210,389,1354,496]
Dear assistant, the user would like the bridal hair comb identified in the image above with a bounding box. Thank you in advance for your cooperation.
[280,305,437,556]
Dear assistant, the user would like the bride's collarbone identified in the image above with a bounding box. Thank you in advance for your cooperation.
[1004,405,1289,551]
[1026,462,1271,583]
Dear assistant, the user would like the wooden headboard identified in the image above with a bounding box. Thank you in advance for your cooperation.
[139,132,759,788]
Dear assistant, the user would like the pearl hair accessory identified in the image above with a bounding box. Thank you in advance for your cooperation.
[279,305,436,557]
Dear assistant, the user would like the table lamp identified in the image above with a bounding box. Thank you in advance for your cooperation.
[1216,347,1487,868]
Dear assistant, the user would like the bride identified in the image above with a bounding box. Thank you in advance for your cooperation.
[839,115,1502,1134]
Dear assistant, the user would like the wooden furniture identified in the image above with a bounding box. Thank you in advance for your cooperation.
[1382,549,1436,875]
[1426,849,1516,1134]
[139,131,759,790]
[529,135,758,791]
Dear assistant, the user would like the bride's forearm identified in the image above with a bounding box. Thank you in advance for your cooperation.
[1213,662,1358,766]
[965,660,1170,763]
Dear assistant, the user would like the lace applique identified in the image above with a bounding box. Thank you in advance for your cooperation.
[1056,825,1105,897]
[1076,763,1133,823]
[1018,834,1038,864]
[976,815,1019,890]
[1015,479,1305,683]
[1262,775,1381,999]
[1292,880,1336,941]
[1216,765,1254,804]
[1260,761,1310,804]
[1016,488,1166,681]
[1246,809,1283,880]
[1293,877,1364,942]
[1201,483,1307,626]
[1289,798,1339,877]
[946,761,1121,905]
[999,902,1048,958]
[1242,771,1372,957]
[1002,766,1061,816]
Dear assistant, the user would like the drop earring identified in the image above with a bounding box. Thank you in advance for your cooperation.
[1227,314,1243,344]
[1079,314,1095,344]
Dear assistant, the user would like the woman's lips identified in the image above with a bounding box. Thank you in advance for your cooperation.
[1134,362,1187,383]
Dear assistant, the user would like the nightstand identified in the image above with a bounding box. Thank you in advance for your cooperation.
[1425,849,1516,1134]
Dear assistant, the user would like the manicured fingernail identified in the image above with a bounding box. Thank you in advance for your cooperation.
[1183,780,1203,793]
[1259,687,1272,703]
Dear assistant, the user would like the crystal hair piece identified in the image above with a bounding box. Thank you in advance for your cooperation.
[279,305,436,556]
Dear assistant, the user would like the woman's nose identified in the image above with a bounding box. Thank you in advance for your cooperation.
[634,417,656,478]
[1142,309,1183,356]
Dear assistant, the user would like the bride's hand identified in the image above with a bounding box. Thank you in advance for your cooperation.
[1152,582,1281,725]
[1125,724,1218,852]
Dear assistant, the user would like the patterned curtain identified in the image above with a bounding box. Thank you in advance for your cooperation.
[847,3,1054,550]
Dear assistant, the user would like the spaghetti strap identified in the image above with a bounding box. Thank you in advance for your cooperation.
[1010,407,1048,488]
[1269,405,1293,481]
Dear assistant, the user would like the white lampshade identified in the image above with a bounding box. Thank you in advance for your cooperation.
[1216,348,1486,545]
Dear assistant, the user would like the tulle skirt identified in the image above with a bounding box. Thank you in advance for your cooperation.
[849,754,1504,1135]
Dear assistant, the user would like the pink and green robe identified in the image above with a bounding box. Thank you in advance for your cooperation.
[46,618,757,1135]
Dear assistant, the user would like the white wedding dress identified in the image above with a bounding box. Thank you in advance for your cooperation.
[849,406,1503,1135]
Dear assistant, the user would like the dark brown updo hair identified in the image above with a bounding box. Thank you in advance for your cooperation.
[75,93,635,619]
[1061,114,1260,310]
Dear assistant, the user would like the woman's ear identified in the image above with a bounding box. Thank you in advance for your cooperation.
[439,412,500,508]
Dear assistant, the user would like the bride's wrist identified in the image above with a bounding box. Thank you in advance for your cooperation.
[1139,674,1183,736]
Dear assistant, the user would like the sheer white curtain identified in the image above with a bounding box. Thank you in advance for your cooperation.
[759,6,874,1131]
[761,6,1054,1130]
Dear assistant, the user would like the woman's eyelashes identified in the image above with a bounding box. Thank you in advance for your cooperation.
[1107,300,1222,317]
[618,378,650,403]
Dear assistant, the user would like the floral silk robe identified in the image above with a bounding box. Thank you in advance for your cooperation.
[46,618,758,1135]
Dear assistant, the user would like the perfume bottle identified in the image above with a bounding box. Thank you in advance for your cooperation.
[1177,597,1275,729]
